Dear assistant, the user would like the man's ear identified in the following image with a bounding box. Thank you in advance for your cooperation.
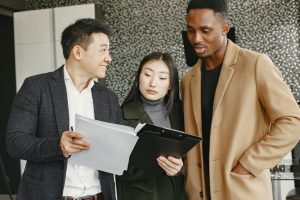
[71,45,81,61]
[222,22,230,35]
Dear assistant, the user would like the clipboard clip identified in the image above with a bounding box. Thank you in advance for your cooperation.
[158,130,184,140]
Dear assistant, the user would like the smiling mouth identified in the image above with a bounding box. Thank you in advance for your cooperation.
[100,65,108,70]
[193,46,206,54]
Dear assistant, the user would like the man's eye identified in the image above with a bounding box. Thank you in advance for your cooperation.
[187,28,194,33]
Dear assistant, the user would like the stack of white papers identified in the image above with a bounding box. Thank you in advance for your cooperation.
[68,114,139,175]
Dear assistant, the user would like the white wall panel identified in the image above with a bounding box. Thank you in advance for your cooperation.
[14,9,52,44]
[15,43,54,90]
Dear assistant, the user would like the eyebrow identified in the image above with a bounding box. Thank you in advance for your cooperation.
[186,25,211,29]
[144,67,169,74]
[100,44,109,48]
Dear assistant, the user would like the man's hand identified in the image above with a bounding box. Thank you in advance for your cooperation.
[60,131,90,157]
[157,156,183,176]
[232,162,251,175]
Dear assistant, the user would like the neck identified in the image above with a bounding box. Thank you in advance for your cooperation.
[140,95,165,110]
[203,39,228,70]
[65,61,93,92]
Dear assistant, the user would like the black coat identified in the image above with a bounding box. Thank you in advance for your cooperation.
[116,99,187,200]
[6,67,122,200]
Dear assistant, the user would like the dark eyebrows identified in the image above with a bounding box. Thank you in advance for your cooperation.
[144,67,154,72]
[144,67,169,75]
[159,71,170,75]
[186,25,212,32]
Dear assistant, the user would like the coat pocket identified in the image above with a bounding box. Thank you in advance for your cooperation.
[227,170,272,200]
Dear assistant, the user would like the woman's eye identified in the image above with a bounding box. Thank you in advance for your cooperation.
[145,73,151,77]
[160,77,167,80]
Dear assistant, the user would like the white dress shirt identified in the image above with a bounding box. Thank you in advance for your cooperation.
[62,66,101,197]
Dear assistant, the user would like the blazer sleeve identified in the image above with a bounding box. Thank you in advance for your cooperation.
[6,78,65,162]
[239,54,300,176]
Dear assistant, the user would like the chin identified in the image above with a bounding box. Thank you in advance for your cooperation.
[197,54,207,60]
[144,95,161,101]
[143,95,154,100]
[96,73,106,79]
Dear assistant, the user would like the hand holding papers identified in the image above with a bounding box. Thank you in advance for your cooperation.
[69,114,201,176]
[69,114,138,175]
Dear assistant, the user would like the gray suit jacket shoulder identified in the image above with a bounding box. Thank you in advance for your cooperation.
[6,67,122,200]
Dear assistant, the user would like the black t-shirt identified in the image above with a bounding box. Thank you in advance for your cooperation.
[201,63,222,199]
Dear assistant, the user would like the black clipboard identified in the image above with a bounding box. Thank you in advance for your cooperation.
[128,123,201,176]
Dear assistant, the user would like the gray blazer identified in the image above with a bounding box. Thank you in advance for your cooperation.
[6,66,123,200]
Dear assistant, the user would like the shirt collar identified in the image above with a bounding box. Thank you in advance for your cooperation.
[63,65,96,92]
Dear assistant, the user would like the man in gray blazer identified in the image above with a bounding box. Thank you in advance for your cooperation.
[6,18,122,200]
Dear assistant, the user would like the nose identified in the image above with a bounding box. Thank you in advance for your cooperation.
[189,31,203,44]
[149,78,156,88]
[104,52,112,64]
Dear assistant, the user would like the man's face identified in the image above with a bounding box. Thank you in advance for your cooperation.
[79,32,112,79]
[186,8,228,60]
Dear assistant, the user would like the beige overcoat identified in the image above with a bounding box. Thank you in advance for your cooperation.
[181,40,300,200]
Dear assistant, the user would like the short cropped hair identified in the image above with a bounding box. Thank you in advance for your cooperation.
[61,18,111,59]
[187,0,228,19]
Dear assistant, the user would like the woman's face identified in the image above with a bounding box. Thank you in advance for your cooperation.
[139,60,171,101]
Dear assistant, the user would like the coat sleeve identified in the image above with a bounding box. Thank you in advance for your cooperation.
[6,78,65,162]
[239,54,300,176]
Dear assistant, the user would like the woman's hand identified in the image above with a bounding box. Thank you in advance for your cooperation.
[157,156,183,176]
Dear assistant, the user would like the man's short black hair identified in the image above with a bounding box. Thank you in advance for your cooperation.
[61,18,111,59]
[187,0,228,18]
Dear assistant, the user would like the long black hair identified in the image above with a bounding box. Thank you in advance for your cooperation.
[122,52,180,115]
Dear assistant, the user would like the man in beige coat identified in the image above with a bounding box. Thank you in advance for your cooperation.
[181,0,300,199]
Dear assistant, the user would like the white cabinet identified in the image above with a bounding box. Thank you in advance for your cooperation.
[13,4,102,173]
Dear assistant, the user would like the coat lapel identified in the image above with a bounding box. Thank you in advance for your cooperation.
[92,83,109,122]
[213,40,239,114]
[49,66,69,136]
[212,66,234,114]
[190,60,202,132]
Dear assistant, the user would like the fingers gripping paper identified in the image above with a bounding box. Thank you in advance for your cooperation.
[69,114,138,175]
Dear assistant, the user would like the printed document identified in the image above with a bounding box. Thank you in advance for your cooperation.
[69,114,138,175]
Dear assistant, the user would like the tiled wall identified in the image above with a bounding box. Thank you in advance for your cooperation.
[25,0,300,102]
